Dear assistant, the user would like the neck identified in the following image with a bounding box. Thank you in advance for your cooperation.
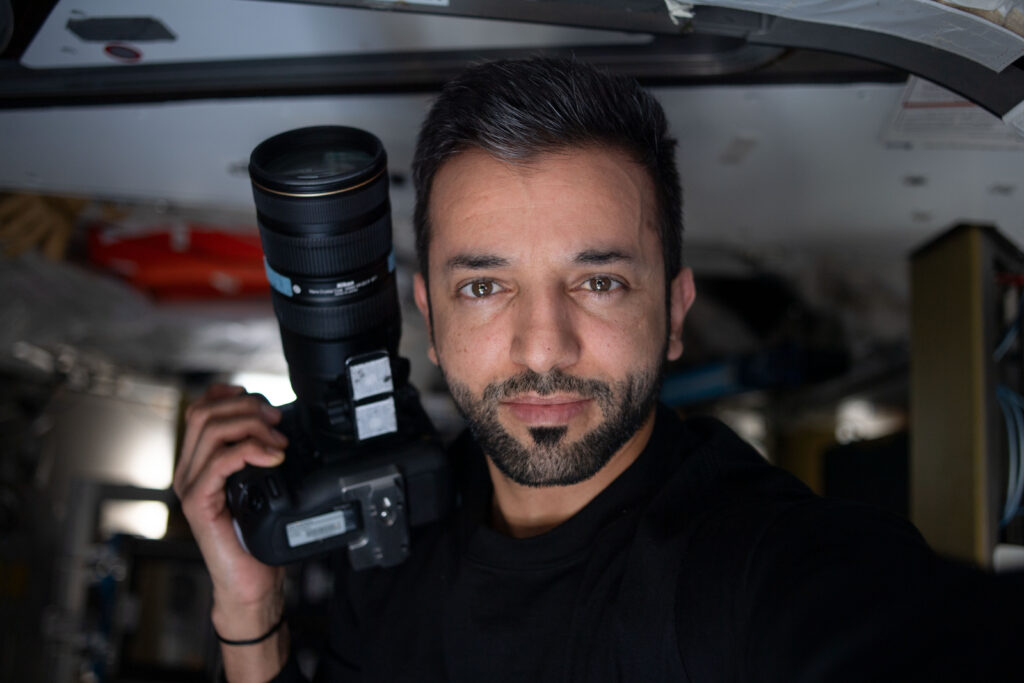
[485,410,656,539]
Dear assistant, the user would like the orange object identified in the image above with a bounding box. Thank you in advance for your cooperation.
[88,221,269,299]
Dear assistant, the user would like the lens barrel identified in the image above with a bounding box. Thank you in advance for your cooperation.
[250,126,402,414]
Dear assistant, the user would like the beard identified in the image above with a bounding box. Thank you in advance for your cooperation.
[442,361,664,488]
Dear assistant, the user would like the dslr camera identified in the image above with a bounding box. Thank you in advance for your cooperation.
[226,126,451,570]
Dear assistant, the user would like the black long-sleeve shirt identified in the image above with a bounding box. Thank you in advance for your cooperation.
[269,406,1024,682]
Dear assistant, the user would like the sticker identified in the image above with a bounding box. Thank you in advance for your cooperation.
[285,509,354,547]
[349,356,393,401]
[264,259,293,297]
[884,77,1024,149]
[355,397,398,440]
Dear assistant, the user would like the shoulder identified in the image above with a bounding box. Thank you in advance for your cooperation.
[647,411,945,679]
[648,407,929,568]
[645,408,818,526]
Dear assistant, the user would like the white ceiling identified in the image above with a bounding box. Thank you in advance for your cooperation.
[2,0,1023,378]
[1,80,1021,258]
[5,0,1022,260]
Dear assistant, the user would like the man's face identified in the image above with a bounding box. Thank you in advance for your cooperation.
[413,147,694,487]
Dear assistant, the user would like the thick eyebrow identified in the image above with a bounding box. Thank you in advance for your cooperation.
[445,253,510,271]
[445,249,633,271]
[573,249,633,266]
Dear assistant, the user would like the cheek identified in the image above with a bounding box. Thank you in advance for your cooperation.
[433,313,510,380]
[584,299,665,365]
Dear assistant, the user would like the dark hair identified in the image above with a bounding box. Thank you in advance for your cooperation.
[411,57,683,288]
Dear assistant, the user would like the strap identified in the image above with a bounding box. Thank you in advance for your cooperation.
[214,611,286,646]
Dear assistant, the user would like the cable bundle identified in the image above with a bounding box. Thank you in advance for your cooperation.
[996,385,1024,527]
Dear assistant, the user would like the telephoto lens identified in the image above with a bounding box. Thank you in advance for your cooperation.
[249,126,402,445]
[228,126,451,569]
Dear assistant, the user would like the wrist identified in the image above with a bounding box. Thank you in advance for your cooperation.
[213,595,290,682]
[210,589,285,642]
[216,610,285,646]
[219,622,290,682]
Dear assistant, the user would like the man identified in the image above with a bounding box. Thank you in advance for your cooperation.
[175,58,1022,682]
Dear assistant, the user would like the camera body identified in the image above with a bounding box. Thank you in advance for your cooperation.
[225,126,452,569]
[226,364,450,569]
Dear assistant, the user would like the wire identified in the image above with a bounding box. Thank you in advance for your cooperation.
[996,385,1024,526]
[993,280,1024,525]
[993,284,1024,362]
[1009,396,1024,524]
[999,389,1015,524]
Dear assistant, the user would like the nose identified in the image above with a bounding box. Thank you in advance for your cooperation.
[509,285,581,375]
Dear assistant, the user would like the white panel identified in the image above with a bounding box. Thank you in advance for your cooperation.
[2,83,1023,260]
[701,0,1024,70]
[22,0,648,68]
[655,83,1024,254]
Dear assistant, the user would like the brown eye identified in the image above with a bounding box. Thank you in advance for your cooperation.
[584,276,621,292]
[458,280,504,298]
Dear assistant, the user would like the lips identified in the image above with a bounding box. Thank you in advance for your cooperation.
[500,395,591,425]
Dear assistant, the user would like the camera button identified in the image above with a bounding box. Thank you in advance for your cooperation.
[247,488,266,513]
[266,476,281,498]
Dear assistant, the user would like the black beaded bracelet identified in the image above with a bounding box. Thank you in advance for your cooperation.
[214,611,286,646]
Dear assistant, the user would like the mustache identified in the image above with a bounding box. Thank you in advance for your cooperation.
[482,370,612,403]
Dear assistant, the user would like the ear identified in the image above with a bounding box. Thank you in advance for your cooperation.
[413,272,439,366]
[666,267,695,362]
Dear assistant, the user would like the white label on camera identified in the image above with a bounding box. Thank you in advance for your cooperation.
[286,510,351,547]
[355,397,397,440]
[350,356,393,401]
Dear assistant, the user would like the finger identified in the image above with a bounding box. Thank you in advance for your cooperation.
[178,391,280,487]
[184,439,286,521]
[177,410,287,495]
[181,394,282,467]
[180,387,244,491]
[184,385,277,427]
[176,413,288,494]
[187,384,247,416]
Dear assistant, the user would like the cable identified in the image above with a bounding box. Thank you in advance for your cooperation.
[996,385,1024,526]
[994,277,1024,362]
[1003,389,1019,524]
[997,389,1018,526]
[1001,387,1023,526]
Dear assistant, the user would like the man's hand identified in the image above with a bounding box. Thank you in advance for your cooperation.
[173,384,291,677]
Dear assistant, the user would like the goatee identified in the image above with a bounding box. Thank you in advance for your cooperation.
[444,365,662,487]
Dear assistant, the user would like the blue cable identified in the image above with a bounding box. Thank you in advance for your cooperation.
[996,390,1019,526]
[1009,396,1024,525]
[994,322,1019,362]
[1009,392,1024,524]
[994,291,1024,361]
[996,385,1024,526]
[1000,387,1024,525]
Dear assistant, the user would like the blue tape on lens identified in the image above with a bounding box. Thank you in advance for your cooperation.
[264,259,294,297]
[387,249,395,273]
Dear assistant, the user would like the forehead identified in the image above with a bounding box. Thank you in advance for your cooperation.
[427,146,660,268]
